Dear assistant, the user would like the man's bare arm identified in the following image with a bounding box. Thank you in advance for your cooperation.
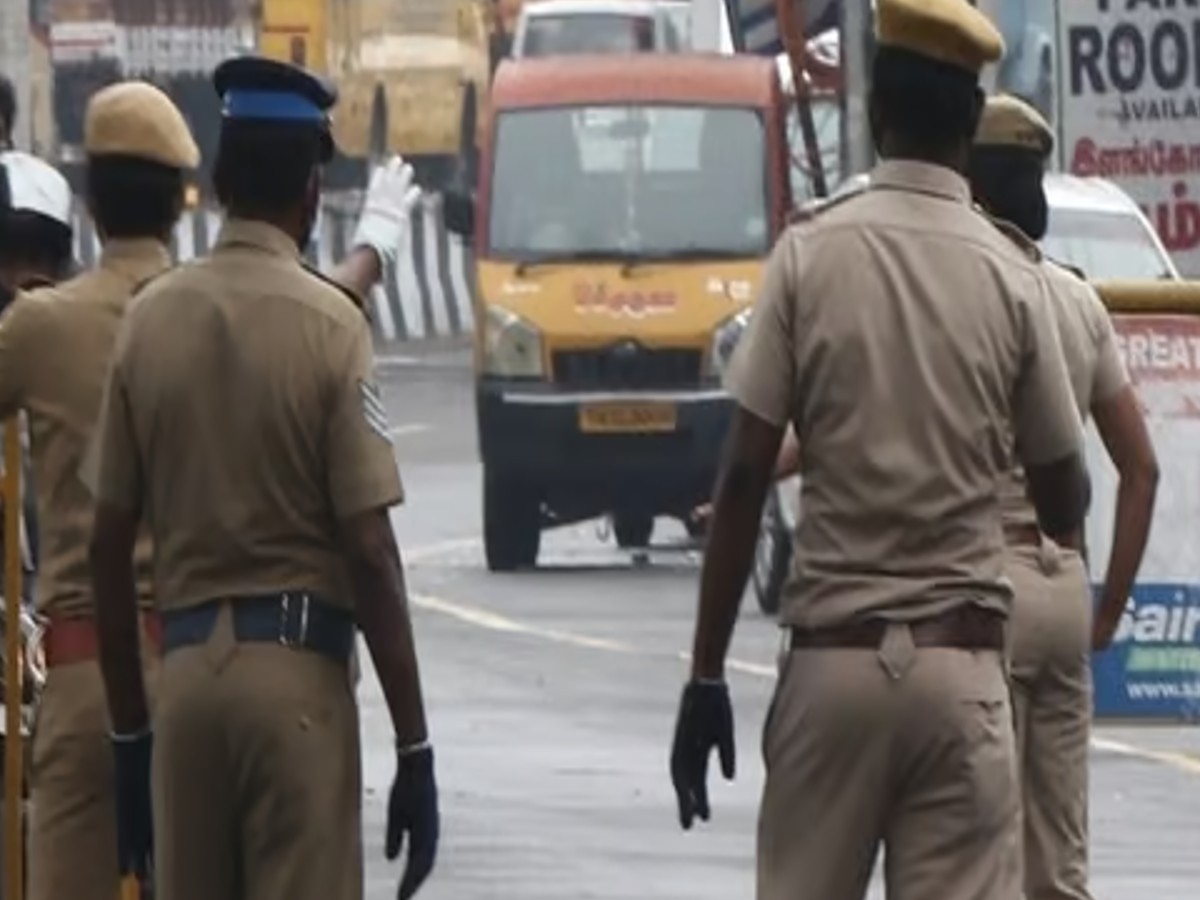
[340,508,428,745]
[90,503,148,734]
[1091,386,1159,649]
[691,407,784,679]
[330,247,383,300]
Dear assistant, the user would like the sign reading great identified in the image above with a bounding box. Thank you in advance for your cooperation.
[1087,314,1200,720]
[1060,2,1200,275]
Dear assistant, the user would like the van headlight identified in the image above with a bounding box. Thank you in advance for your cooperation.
[483,306,544,378]
[710,309,752,376]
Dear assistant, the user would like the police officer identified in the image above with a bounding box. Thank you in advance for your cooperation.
[0,150,74,611]
[0,83,196,900]
[85,56,437,900]
[669,1,1089,898]
[970,94,1159,900]
[0,150,72,303]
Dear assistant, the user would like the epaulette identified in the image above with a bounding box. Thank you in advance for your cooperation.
[786,185,867,225]
[1045,257,1087,282]
[976,207,1042,263]
[303,263,372,324]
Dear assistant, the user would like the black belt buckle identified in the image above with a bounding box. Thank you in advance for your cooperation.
[278,591,312,649]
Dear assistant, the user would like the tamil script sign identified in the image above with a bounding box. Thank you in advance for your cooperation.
[1059,2,1200,277]
[1087,315,1200,719]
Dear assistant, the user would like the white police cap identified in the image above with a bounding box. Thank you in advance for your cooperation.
[0,151,72,229]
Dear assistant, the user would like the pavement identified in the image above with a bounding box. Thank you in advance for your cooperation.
[360,346,1200,900]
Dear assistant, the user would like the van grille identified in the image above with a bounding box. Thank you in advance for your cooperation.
[552,345,702,390]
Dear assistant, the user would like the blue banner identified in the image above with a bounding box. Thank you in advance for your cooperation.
[1092,583,1200,720]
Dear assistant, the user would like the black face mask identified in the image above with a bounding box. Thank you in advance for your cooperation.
[969,149,1049,241]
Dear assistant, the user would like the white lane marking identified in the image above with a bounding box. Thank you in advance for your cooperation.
[413,593,638,654]
[388,423,431,438]
[1090,736,1200,775]
[407,579,1200,778]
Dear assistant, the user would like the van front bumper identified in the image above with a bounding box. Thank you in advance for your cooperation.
[476,381,734,515]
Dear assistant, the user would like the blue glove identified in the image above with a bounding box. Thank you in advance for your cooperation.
[111,729,154,880]
[386,743,439,900]
[670,680,736,830]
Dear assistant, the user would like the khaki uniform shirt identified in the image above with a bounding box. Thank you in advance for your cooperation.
[0,240,168,616]
[726,160,1082,629]
[84,219,403,613]
[998,260,1129,528]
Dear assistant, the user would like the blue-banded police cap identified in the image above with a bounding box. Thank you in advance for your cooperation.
[213,55,337,126]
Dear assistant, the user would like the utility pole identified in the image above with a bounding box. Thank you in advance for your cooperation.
[0,0,32,150]
[839,0,874,179]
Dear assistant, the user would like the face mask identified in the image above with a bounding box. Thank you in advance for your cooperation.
[990,179,1049,242]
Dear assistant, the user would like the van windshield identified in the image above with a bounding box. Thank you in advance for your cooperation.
[523,14,659,55]
[1041,208,1177,281]
[488,104,769,260]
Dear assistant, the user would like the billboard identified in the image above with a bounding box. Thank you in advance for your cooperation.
[1057,3,1200,277]
[1086,315,1200,720]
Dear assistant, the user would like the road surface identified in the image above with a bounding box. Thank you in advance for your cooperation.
[359,345,1200,900]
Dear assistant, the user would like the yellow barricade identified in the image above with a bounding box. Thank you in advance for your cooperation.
[1091,278,1200,314]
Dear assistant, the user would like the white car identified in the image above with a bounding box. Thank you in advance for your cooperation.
[751,172,1179,615]
[510,0,689,58]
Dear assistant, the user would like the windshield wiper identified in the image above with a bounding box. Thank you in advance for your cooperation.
[618,246,758,274]
[512,250,642,276]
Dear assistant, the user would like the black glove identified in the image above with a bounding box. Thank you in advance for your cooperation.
[670,680,735,830]
[111,729,154,880]
[386,743,439,900]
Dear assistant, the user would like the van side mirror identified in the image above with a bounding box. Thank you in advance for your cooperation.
[443,189,476,237]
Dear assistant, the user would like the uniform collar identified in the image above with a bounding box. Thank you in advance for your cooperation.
[100,238,172,284]
[215,217,302,260]
[870,159,973,206]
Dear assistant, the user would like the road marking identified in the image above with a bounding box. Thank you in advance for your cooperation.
[1090,736,1200,775]
[410,587,1200,778]
[413,594,639,654]
[389,423,431,438]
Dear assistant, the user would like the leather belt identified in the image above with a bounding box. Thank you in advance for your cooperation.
[161,593,355,667]
[45,612,162,668]
[1003,523,1042,547]
[789,605,1005,651]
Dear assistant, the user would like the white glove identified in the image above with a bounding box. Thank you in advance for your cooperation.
[353,155,422,270]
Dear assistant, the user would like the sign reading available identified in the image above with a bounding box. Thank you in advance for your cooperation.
[1060,2,1200,276]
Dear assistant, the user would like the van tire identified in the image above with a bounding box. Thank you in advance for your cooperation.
[614,513,654,549]
[752,488,791,617]
[484,468,541,572]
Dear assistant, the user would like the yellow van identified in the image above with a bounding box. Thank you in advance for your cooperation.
[443,53,793,570]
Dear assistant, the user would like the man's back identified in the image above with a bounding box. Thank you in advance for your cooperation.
[728,160,1078,628]
[110,219,391,610]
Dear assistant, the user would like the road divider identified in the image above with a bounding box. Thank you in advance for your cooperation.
[71,193,475,345]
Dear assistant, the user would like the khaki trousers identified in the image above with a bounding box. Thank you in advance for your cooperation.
[1006,544,1093,900]
[153,604,362,900]
[757,629,1020,900]
[28,653,158,900]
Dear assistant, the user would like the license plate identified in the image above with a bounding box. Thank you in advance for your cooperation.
[578,402,677,434]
